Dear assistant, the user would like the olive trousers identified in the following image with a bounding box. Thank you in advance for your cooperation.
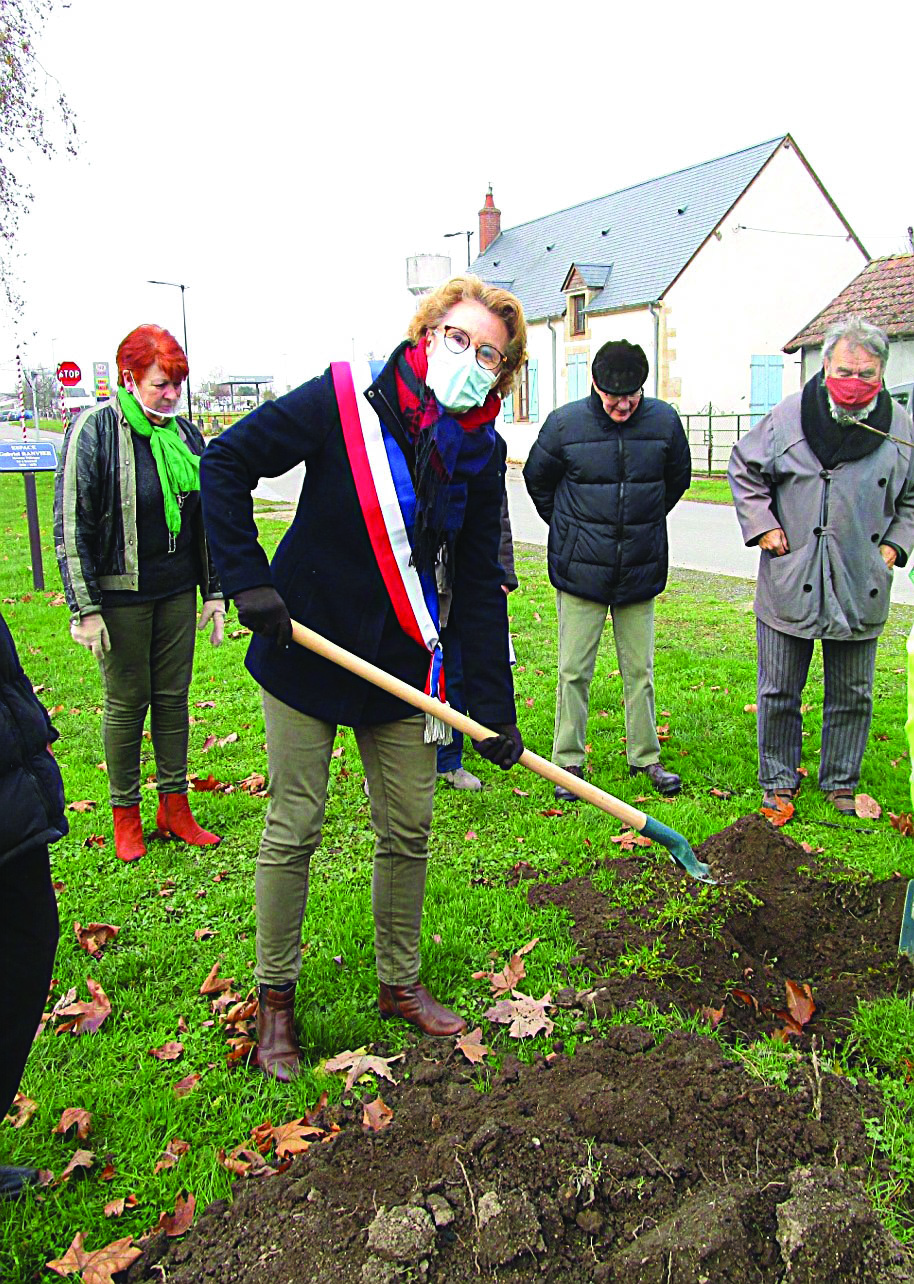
[98,591,197,806]
[256,690,436,987]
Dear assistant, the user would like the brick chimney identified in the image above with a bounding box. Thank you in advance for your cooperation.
[478,185,501,254]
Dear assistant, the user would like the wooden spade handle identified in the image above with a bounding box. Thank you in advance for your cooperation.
[290,619,647,831]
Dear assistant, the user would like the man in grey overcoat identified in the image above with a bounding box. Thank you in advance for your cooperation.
[729,315,914,816]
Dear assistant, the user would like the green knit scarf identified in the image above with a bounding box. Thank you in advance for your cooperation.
[117,386,201,535]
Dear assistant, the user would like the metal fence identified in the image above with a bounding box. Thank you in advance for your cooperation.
[682,413,756,474]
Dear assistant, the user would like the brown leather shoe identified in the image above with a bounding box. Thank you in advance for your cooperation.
[378,982,466,1037]
[825,788,856,815]
[629,762,681,795]
[255,984,301,1081]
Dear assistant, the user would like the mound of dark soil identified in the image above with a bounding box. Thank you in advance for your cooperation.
[127,816,914,1283]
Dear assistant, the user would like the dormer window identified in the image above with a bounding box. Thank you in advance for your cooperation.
[571,293,586,336]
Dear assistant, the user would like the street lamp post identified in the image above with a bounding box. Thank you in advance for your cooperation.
[147,279,192,418]
[444,230,473,269]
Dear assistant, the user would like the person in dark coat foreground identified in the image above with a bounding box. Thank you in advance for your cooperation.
[0,611,66,1198]
[200,276,527,1079]
[523,340,690,801]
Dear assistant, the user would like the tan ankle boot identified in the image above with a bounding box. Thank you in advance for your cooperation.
[255,985,301,1081]
[378,982,466,1036]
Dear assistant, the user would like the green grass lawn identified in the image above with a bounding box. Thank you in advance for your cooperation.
[682,475,733,504]
[2,472,914,1276]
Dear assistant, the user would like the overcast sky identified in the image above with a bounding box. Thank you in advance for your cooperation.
[2,0,911,399]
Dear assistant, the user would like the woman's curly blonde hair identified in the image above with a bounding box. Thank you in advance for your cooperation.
[406,275,527,398]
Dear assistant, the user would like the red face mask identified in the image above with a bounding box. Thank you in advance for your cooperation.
[825,375,881,409]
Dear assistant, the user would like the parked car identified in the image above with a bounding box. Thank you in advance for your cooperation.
[891,383,913,414]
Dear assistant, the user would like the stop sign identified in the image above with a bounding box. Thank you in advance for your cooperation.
[57,361,82,387]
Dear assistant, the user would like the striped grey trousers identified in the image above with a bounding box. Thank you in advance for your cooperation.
[756,619,878,792]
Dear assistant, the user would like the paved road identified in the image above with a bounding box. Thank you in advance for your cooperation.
[254,459,914,608]
[16,429,907,608]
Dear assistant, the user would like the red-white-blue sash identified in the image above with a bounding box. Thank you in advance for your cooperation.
[331,361,446,704]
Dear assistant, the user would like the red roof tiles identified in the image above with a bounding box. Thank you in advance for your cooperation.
[785,254,914,351]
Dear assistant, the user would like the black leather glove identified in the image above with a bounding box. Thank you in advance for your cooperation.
[472,722,524,770]
[233,586,292,649]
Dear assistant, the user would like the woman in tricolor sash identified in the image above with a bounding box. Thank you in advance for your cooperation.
[200,276,527,1079]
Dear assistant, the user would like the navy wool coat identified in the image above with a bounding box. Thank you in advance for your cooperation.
[0,611,68,868]
[199,348,517,728]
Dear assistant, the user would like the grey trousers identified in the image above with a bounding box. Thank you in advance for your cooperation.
[756,619,878,792]
[553,590,661,769]
[256,691,436,988]
[98,590,197,806]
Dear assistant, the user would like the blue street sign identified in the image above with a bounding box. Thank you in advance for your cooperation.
[0,441,58,472]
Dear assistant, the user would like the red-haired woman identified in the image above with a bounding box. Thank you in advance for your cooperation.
[54,324,224,862]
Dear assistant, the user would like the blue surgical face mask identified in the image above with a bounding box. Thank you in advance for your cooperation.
[425,341,496,412]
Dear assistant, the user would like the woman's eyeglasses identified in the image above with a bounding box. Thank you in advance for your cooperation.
[437,325,505,373]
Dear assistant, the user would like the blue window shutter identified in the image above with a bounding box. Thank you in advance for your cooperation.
[502,391,514,424]
[529,360,539,422]
[766,355,783,410]
[749,355,766,425]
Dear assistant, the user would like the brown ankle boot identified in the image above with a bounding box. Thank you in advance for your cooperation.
[155,792,221,846]
[255,985,301,1081]
[112,804,146,862]
[378,982,466,1037]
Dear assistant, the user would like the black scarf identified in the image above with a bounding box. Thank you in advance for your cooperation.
[800,373,892,469]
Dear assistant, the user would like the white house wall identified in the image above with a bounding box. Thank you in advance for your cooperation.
[801,338,914,388]
[662,139,866,414]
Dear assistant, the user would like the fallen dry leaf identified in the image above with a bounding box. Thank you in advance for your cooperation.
[103,1194,138,1218]
[362,1097,394,1132]
[149,1041,184,1062]
[485,990,554,1039]
[217,732,238,748]
[66,799,97,813]
[610,829,652,849]
[455,1026,490,1064]
[511,787,530,797]
[540,807,564,817]
[709,787,733,799]
[217,1144,279,1178]
[324,1049,403,1090]
[156,1191,195,1237]
[760,797,794,827]
[46,1232,141,1282]
[56,1148,94,1184]
[190,774,223,792]
[154,1138,190,1173]
[263,1119,324,1158]
[194,928,216,941]
[172,1073,201,1099]
[785,979,816,1028]
[700,1005,725,1029]
[854,793,882,820]
[195,700,216,708]
[890,812,914,838]
[4,1092,38,1129]
[73,922,119,958]
[743,703,758,714]
[239,772,268,795]
[55,979,112,1036]
[82,834,106,848]
[464,830,477,841]
[199,963,234,996]
[53,1108,92,1140]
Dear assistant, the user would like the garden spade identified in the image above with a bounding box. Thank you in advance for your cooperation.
[898,880,914,962]
[290,619,715,884]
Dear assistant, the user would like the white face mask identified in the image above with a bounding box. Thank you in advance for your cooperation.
[126,372,174,421]
[425,342,497,412]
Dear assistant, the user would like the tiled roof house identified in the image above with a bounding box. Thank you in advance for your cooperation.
[468,136,868,460]
[784,255,914,390]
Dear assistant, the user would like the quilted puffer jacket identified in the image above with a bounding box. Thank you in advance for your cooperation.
[523,390,691,605]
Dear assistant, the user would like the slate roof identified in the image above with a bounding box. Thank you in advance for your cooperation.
[471,136,795,322]
[784,255,914,351]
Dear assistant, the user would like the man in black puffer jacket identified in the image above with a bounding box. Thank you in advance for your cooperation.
[523,341,690,800]
[0,611,66,1198]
